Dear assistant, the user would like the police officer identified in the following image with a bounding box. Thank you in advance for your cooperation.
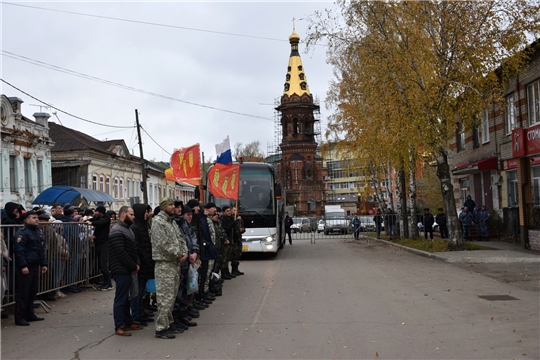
[13,211,48,326]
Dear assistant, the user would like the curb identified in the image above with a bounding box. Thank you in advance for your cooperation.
[358,236,540,264]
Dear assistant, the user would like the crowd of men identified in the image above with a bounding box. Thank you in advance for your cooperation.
[1,198,246,339]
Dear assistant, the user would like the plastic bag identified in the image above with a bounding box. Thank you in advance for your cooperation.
[187,263,200,295]
[128,273,139,300]
[145,279,156,293]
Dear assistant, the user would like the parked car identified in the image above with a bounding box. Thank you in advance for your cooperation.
[317,220,324,233]
[291,217,311,233]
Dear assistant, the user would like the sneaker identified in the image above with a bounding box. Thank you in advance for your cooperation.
[155,330,175,339]
[54,291,67,299]
[100,284,113,291]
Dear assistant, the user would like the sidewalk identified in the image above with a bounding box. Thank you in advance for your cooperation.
[363,236,540,263]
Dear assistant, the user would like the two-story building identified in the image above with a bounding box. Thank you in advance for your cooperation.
[449,40,540,250]
[0,95,54,210]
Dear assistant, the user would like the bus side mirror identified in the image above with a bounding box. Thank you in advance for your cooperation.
[275,184,282,199]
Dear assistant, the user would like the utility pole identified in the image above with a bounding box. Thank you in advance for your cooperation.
[135,109,148,205]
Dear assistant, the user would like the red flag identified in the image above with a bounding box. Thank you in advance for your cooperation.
[170,144,201,180]
[207,163,240,200]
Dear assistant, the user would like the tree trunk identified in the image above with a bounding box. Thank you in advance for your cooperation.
[436,150,463,250]
[395,166,408,238]
[408,151,419,239]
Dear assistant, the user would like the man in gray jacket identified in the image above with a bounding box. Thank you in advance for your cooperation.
[150,198,187,339]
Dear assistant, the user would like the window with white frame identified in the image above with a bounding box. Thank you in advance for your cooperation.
[507,170,518,207]
[24,158,31,194]
[127,178,131,197]
[99,175,104,191]
[149,183,153,205]
[80,174,87,189]
[93,174,98,190]
[113,177,119,198]
[532,167,540,206]
[528,79,540,126]
[456,123,465,152]
[505,93,517,134]
[9,155,16,192]
[36,159,43,191]
[105,176,111,194]
[460,178,469,204]
[481,111,490,143]
[120,178,124,199]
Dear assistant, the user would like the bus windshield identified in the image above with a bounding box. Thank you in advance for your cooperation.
[209,164,275,215]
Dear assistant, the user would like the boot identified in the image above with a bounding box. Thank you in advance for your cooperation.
[221,270,232,280]
[232,264,244,276]
[226,268,236,278]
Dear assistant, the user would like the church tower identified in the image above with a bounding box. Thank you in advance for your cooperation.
[276,30,324,216]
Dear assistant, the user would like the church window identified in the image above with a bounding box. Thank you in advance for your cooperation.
[286,74,291,81]
[300,82,307,90]
[298,65,303,71]
[287,66,291,72]
[293,119,299,135]
[284,83,290,92]
[299,73,305,80]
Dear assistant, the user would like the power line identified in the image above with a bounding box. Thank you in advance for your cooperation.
[140,125,171,156]
[90,128,133,138]
[2,51,273,121]
[0,79,136,129]
[3,2,289,43]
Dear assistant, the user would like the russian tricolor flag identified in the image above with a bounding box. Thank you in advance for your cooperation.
[215,136,232,165]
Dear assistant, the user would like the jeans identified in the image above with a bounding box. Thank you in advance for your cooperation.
[130,277,148,320]
[387,225,395,239]
[112,274,133,331]
[95,242,111,285]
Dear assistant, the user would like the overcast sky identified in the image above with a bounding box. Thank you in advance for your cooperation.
[2,1,335,164]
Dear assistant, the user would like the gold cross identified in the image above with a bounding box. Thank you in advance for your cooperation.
[292,17,296,30]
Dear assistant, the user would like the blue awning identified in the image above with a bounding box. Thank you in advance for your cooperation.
[32,185,116,206]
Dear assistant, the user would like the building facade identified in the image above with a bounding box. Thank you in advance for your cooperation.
[0,95,54,210]
[449,40,540,250]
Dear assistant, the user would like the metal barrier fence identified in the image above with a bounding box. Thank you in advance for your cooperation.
[1,222,101,309]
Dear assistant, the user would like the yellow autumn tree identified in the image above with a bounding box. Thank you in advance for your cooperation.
[307,0,540,249]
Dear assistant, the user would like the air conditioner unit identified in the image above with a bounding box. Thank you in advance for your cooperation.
[491,174,502,186]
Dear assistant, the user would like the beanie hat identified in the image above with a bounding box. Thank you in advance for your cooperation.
[160,198,174,209]
[182,205,192,214]
[187,199,200,209]
[205,202,217,210]
[222,205,230,212]
[95,206,106,214]
[153,206,161,216]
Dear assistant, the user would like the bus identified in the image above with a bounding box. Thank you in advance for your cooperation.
[206,162,284,256]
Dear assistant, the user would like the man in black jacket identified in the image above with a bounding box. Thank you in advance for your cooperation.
[435,208,448,239]
[108,206,142,336]
[422,208,435,240]
[130,204,155,326]
[89,206,112,291]
[284,212,293,245]
[13,211,48,326]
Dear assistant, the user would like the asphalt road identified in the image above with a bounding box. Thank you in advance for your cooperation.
[1,236,539,359]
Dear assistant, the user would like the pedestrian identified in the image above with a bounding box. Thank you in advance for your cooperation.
[464,195,476,214]
[472,204,482,241]
[13,211,48,326]
[130,204,155,326]
[351,215,361,240]
[478,205,491,241]
[284,212,293,245]
[61,207,81,293]
[231,206,245,275]
[385,208,396,240]
[88,206,112,291]
[108,206,143,336]
[198,202,218,304]
[175,204,201,318]
[422,208,435,240]
[219,206,235,279]
[459,206,474,241]
[186,200,209,311]
[373,209,383,239]
[435,208,448,239]
[150,198,188,339]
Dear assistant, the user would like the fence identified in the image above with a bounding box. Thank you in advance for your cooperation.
[1,222,101,309]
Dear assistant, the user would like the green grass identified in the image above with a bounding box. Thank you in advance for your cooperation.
[362,233,491,252]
